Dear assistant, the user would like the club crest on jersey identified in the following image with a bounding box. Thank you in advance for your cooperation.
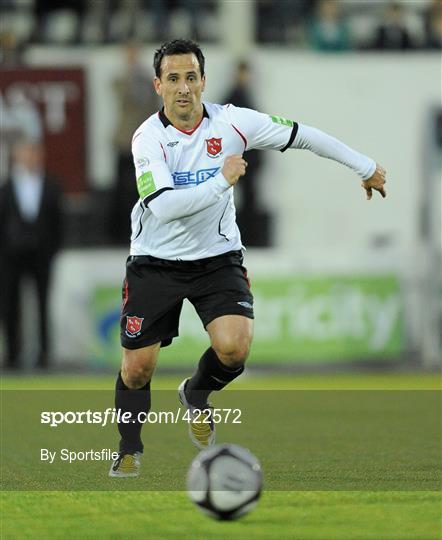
[126,316,144,337]
[206,137,222,157]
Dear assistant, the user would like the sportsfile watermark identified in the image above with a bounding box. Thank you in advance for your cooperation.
[40,407,242,428]
[2,390,440,491]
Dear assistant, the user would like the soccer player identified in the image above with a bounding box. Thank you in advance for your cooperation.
[109,39,386,477]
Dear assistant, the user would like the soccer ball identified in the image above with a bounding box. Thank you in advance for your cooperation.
[186,443,263,521]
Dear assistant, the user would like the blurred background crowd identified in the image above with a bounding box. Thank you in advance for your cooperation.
[0,0,440,371]
[1,0,442,57]
[0,0,441,57]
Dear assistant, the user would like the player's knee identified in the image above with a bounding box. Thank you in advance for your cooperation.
[121,350,156,389]
[213,336,251,368]
[122,363,152,389]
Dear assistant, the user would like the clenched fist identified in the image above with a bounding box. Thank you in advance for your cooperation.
[362,164,387,200]
[222,155,248,186]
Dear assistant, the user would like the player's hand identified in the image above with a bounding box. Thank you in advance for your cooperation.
[362,164,387,200]
[222,155,248,186]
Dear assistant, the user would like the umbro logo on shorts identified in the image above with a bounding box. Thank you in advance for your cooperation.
[126,315,144,337]
[237,301,253,309]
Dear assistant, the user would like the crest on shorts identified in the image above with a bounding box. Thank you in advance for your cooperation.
[126,315,144,337]
[206,137,222,157]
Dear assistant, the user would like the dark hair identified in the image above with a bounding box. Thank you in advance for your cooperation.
[153,39,205,78]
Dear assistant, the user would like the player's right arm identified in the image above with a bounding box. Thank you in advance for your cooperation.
[132,129,244,224]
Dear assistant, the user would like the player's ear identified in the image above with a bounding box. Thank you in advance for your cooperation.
[153,77,162,96]
[201,74,206,92]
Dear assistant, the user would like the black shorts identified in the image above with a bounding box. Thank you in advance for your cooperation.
[120,250,254,350]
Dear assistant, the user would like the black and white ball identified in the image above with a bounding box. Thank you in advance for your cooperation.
[186,443,263,521]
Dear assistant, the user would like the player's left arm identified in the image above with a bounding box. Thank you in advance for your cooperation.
[293,124,387,200]
[361,163,386,200]
[227,106,386,200]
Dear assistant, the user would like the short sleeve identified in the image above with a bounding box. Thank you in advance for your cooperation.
[132,127,174,205]
[226,105,298,152]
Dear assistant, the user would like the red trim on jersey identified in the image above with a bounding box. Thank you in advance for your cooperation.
[174,115,204,136]
[231,124,247,150]
[160,142,166,161]
[132,131,142,143]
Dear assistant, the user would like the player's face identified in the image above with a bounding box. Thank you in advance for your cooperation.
[154,53,206,126]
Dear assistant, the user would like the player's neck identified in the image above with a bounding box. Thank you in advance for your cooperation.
[165,105,204,132]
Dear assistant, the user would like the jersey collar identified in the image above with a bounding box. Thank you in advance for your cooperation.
[158,105,209,135]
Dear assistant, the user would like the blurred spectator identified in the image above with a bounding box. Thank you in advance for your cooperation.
[307,0,350,52]
[109,43,159,245]
[33,0,85,44]
[0,138,63,370]
[0,90,42,148]
[256,0,312,44]
[143,0,219,43]
[181,0,219,42]
[223,61,271,247]
[372,2,414,50]
[105,0,219,43]
[424,0,442,49]
[223,61,255,109]
[0,31,24,66]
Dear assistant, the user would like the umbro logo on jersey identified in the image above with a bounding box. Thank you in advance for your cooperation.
[206,137,222,157]
[167,141,179,147]
[237,301,253,309]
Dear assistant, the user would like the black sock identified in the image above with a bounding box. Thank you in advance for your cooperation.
[115,371,151,454]
[185,347,244,408]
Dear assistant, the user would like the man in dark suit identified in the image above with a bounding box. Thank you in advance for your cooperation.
[223,61,269,247]
[0,138,63,369]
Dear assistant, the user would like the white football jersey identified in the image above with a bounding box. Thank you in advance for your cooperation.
[130,102,295,260]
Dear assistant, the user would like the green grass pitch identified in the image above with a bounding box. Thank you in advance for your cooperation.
[1,373,441,540]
